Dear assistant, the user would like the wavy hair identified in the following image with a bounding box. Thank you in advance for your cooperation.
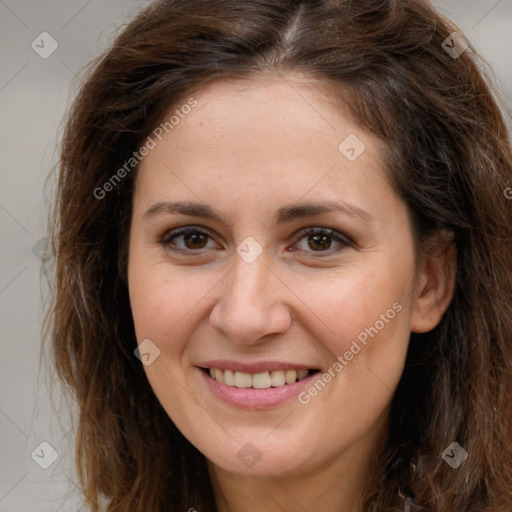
[45,0,512,510]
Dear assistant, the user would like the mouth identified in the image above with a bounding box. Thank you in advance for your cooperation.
[200,367,321,389]
[197,363,322,409]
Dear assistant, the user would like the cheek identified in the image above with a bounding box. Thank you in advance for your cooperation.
[128,257,219,358]
[130,276,181,342]
[128,261,208,414]
[287,262,412,357]
[292,267,412,431]
[288,261,414,426]
[129,267,173,341]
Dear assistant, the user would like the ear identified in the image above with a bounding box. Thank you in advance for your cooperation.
[410,230,456,333]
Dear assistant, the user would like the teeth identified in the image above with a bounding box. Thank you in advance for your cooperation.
[214,368,224,383]
[234,371,252,388]
[207,368,312,388]
[297,369,308,381]
[224,369,235,386]
[285,370,297,384]
[252,372,271,389]
[270,370,285,387]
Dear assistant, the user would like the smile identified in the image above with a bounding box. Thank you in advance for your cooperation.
[205,367,314,388]
[198,363,322,409]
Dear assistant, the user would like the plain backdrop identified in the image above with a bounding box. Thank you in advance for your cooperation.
[1,1,511,510]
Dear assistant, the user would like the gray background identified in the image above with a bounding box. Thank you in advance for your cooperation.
[1,1,511,511]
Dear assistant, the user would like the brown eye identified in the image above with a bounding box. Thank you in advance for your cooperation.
[293,227,352,255]
[182,232,208,249]
[161,228,216,251]
[307,232,333,251]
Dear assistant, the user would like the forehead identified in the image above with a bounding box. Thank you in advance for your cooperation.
[130,74,413,251]
[135,73,387,195]
[171,74,361,150]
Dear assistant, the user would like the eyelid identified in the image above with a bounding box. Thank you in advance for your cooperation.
[293,226,354,246]
[159,225,219,247]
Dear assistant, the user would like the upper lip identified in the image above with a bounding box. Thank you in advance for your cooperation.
[197,360,318,373]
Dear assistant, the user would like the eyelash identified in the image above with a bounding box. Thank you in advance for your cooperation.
[159,226,354,257]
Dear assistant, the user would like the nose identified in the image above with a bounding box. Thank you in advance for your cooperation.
[209,248,292,346]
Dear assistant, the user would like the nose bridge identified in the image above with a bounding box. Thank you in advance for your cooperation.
[210,248,289,343]
[225,250,272,319]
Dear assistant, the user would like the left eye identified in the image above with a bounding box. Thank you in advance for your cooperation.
[291,227,352,254]
[160,227,352,255]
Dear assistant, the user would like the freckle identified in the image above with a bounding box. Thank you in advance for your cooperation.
[199,122,204,127]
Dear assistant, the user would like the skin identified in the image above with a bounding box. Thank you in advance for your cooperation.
[127,72,455,511]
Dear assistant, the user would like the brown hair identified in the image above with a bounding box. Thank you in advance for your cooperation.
[45,0,512,510]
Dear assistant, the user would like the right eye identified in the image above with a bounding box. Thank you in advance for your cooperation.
[160,227,219,252]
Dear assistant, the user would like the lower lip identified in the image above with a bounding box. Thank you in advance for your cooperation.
[199,368,318,409]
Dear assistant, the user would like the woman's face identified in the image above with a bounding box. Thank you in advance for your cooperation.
[127,74,429,478]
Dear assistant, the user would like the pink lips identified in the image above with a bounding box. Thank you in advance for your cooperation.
[197,360,319,409]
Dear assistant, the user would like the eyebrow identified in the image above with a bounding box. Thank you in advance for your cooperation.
[143,200,376,226]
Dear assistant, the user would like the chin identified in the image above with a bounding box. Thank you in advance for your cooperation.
[198,432,323,478]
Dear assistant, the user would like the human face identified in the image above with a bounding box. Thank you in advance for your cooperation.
[127,73,419,478]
